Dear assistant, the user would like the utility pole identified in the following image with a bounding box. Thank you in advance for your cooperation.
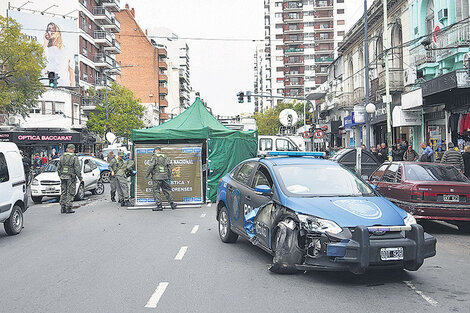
[364,0,371,150]
[383,0,392,158]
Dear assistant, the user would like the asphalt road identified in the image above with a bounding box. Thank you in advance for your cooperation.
[0,187,469,313]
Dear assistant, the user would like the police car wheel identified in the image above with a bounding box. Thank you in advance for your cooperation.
[218,206,238,243]
[4,205,23,236]
[269,221,303,274]
[100,171,110,183]
[92,181,105,195]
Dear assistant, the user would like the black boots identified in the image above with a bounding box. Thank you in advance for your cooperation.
[111,192,116,202]
[152,205,163,211]
[66,207,75,214]
[61,206,66,214]
[170,202,177,210]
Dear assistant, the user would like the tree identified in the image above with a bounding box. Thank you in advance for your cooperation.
[254,101,310,135]
[0,16,46,116]
[87,83,145,141]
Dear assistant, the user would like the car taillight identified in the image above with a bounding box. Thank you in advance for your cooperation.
[411,186,425,201]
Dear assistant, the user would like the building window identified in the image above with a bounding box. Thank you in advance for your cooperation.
[338,31,345,36]
[275,13,282,18]
[337,20,345,25]
[44,101,53,115]
[55,102,65,115]
[276,56,283,61]
[337,0,344,3]
[337,9,344,14]
[83,71,89,82]
[30,102,41,114]
[275,24,283,28]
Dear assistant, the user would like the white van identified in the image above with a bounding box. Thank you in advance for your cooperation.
[258,135,300,157]
[0,142,28,236]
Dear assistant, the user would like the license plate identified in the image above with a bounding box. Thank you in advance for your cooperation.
[380,247,404,261]
[443,194,459,202]
[46,187,55,191]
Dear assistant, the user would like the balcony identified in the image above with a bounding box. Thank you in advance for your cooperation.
[108,60,121,74]
[94,53,113,69]
[160,112,169,120]
[353,87,365,104]
[410,44,436,67]
[315,0,333,10]
[158,49,167,58]
[94,30,113,46]
[314,35,334,43]
[159,99,168,107]
[102,0,120,11]
[94,76,112,89]
[313,12,333,21]
[284,47,304,55]
[283,35,304,43]
[283,23,303,33]
[337,94,353,109]
[435,20,470,61]
[378,69,404,93]
[158,61,167,70]
[283,13,303,22]
[93,7,112,25]
[159,74,168,82]
[284,58,304,65]
[102,16,120,33]
[283,1,303,12]
[82,97,97,111]
[104,39,121,54]
[159,87,168,95]
[315,56,334,63]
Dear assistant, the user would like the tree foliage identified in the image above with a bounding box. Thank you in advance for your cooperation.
[254,101,309,135]
[87,83,145,141]
[0,16,46,116]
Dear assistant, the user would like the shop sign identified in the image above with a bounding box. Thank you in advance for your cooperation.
[392,106,421,127]
[0,132,10,142]
[402,89,423,110]
[134,144,203,205]
[9,132,81,144]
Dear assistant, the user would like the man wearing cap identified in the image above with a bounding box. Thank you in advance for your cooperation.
[146,147,176,211]
[57,144,82,214]
[114,151,130,207]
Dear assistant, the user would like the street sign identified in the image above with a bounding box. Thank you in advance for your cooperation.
[314,130,324,139]
[302,131,312,139]
[313,139,324,143]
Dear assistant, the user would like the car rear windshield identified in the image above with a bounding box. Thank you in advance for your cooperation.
[404,164,469,182]
[274,164,376,197]
[44,160,58,172]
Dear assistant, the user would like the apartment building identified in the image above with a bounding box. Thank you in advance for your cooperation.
[115,5,169,126]
[257,0,347,109]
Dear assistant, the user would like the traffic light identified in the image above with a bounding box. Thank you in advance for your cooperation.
[48,71,58,88]
[237,91,244,103]
[246,91,252,103]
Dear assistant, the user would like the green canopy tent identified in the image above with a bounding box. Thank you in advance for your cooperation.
[131,98,257,202]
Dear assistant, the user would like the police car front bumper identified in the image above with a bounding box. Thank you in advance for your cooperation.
[296,224,436,273]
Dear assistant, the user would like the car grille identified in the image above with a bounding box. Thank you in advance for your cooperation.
[41,181,61,186]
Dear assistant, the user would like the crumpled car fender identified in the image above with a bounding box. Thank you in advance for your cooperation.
[269,219,303,274]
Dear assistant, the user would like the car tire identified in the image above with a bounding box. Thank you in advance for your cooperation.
[31,196,42,204]
[74,183,85,201]
[269,219,303,274]
[92,181,104,195]
[218,206,238,243]
[455,221,470,233]
[100,170,110,183]
[4,204,23,236]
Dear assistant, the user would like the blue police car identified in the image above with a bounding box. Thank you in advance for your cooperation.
[216,152,437,274]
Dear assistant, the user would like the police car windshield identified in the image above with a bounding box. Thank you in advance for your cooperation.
[275,164,375,197]
[44,160,58,172]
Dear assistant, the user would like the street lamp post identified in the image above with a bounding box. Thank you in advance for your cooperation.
[364,0,371,150]
[103,64,137,123]
[383,0,392,157]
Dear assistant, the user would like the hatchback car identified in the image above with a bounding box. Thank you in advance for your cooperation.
[369,161,470,232]
[31,156,103,204]
[216,153,436,274]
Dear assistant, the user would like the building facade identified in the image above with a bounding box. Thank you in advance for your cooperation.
[256,0,347,110]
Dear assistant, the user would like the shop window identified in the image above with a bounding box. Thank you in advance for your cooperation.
[44,101,53,115]
[0,153,9,183]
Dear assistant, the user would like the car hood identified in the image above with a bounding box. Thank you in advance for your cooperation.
[35,172,60,182]
[284,196,407,227]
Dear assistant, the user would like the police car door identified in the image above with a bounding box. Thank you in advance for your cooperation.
[228,162,257,232]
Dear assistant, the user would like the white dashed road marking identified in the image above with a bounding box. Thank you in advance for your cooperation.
[191,225,199,234]
[144,282,169,308]
[403,281,438,306]
[174,246,188,260]
[200,213,206,218]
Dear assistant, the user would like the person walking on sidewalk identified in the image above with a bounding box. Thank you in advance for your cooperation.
[57,144,82,214]
[441,142,464,172]
[146,147,176,211]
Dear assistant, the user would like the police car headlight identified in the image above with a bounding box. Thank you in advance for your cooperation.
[32,179,39,186]
[297,214,343,234]
[404,212,417,226]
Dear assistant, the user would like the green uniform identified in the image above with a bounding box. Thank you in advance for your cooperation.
[146,152,174,207]
[114,158,129,203]
[57,152,82,212]
[108,156,119,201]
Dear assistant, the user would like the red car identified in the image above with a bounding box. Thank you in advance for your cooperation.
[369,162,470,232]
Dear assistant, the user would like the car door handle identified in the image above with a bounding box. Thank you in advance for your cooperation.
[245,196,251,201]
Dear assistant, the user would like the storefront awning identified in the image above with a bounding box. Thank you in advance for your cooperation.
[392,106,421,127]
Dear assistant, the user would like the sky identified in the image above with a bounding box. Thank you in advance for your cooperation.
[124,0,368,116]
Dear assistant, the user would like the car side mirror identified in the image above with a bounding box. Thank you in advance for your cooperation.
[255,185,272,196]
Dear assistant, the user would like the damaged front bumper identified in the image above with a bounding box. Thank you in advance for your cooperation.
[296,224,436,274]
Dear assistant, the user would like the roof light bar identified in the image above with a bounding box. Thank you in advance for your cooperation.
[268,151,326,157]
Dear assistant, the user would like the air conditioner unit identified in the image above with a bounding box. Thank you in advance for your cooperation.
[438,8,448,21]
[404,68,416,86]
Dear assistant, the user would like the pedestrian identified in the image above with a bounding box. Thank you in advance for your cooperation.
[419,142,434,162]
[402,140,409,151]
[403,145,419,161]
[114,151,131,207]
[391,144,403,161]
[463,146,470,178]
[20,151,31,183]
[361,144,366,151]
[57,144,82,214]
[441,142,464,172]
[378,143,388,163]
[52,152,59,159]
[108,151,118,202]
[145,147,176,211]
[41,153,48,166]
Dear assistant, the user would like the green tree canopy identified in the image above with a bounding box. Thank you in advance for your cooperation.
[254,101,309,135]
[0,16,46,116]
[87,83,145,141]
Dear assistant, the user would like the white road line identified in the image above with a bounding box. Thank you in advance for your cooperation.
[207,203,212,207]
[191,225,199,234]
[403,281,438,306]
[200,212,206,218]
[144,282,169,308]
[174,246,188,260]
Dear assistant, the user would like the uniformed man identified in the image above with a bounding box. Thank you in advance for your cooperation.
[146,147,176,211]
[57,144,83,214]
[108,151,118,202]
[115,151,130,207]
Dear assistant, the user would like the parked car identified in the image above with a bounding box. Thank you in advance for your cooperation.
[258,135,300,157]
[330,148,381,178]
[216,153,436,274]
[369,161,470,232]
[0,142,28,235]
[30,156,103,204]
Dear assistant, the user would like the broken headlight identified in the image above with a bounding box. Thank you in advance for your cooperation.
[404,212,417,227]
[297,213,343,234]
